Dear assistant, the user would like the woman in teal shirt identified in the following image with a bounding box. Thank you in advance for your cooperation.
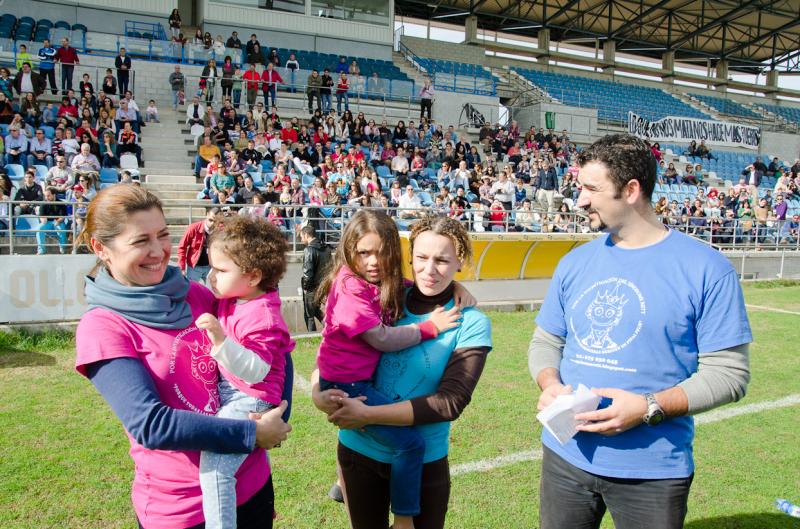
[313,216,492,529]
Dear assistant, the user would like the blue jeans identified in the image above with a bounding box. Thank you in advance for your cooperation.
[37,220,68,254]
[61,65,74,93]
[172,89,180,109]
[264,86,277,107]
[336,92,349,114]
[319,377,424,516]
[321,93,332,113]
[187,265,210,283]
[28,154,53,168]
[200,378,275,529]
[5,152,27,169]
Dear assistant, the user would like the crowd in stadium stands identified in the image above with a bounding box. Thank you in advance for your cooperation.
[652,145,800,247]
[0,41,149,253]
[2,23,799,252]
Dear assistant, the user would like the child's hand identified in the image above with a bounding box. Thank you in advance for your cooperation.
[453,281,477,308]
[196,313,226,346]
[428,305,462,333]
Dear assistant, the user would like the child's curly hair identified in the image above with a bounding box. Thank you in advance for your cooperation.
[209,216,288,291]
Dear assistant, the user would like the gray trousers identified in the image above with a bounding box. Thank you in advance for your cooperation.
[540,445,693,529]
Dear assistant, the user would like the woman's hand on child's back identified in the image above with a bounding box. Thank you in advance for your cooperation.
[196,313,226,346]
[428,305,462,334]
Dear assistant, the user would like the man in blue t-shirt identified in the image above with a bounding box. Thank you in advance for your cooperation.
[37,39,58,96]
[530,134,752,529]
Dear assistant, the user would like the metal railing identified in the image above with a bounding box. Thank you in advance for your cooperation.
[397,41,497,97]
[177,72,418,120]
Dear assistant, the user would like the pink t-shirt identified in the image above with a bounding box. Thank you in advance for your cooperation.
[75,282,268,529]
[317,266,384,382]
[217,290,295,405]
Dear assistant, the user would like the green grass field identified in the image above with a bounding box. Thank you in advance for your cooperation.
[1,282,799,529]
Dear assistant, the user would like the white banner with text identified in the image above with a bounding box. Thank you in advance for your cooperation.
[0,255,96,323]
[627,112,761,150]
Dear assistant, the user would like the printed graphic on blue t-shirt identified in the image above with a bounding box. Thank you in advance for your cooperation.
[340,300,492,464]
[535,230,752,479]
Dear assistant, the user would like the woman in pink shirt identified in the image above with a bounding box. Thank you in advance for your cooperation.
[74,185,290,529]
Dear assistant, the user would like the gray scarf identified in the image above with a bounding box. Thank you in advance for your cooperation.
[84,265,193,329]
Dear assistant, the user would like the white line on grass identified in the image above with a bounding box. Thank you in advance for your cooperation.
[294,373,312,395]
[745,304,800,316]
[449,393,800,477]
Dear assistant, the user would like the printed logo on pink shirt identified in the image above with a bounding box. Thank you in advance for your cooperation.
[170,327,219,414]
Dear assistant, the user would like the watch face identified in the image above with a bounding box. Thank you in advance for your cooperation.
[648,409,665,426]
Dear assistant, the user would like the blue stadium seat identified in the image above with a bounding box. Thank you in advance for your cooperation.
[71,23,88,33]
[5,164,24,181]
[14,215,40,237]
[33,164,49,181]
[54,20,71,30]
[99,168,119,184]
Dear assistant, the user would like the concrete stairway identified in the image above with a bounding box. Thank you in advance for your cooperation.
[392,50,429,87]
[672,92,720,120]
[141,107,199,177]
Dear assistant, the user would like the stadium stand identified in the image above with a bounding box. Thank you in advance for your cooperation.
[757,102,800,126]
[690,93,762,120]
[513,67,711,122]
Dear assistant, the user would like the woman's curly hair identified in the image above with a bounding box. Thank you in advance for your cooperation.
[409,215,473,265]
[209,216,288,291]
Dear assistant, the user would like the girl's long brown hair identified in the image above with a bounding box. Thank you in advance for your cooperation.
[317,210,405,323]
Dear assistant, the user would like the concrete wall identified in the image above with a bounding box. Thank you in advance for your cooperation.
[1,0,176,35]
[761,130,800,163]
[511,102,597,143]
[400,36,485,65]
[202,0,393,47]
[201,23,393,61]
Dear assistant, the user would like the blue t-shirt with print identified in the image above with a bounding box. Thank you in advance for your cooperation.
[535,230,752,479]
[340,300,492,464]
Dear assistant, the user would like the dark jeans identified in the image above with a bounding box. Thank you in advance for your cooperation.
[338,443,450,529]
[137,475,274,529]
[61,65,74,93]
[40,68,57,94]
[320,378,425,516]
[118,73,130,95]
[540,445,693,529]
[302,289,322,331]
[264,86,277,107]
[420,98,432,120]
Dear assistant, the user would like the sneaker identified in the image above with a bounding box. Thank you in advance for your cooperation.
[327,483,344,503]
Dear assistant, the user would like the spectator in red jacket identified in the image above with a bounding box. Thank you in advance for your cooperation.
[280,126,298,144]
[261,62,283,108]
[176,207,220,283]
[335,72,349,115]
[57,96,79,126]
[242,63,261,110]
[55,37,80,95]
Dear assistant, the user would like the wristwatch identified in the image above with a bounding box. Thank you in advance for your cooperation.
[642,392,665,426]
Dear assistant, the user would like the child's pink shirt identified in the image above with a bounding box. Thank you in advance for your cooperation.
[317,266,384,383]
[217,290,295,405]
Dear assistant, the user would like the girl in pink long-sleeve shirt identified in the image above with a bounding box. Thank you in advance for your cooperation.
[315,210,467,529]
[195,216,295,529]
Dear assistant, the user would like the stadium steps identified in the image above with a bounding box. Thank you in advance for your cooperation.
[675,93,723,120]
[500,69,550,106]
[392,50,430,87]
[140,107,197,177]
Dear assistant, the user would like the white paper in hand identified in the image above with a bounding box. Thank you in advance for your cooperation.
[536,384,601,445]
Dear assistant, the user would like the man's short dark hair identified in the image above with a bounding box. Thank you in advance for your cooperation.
[301,225,317,239]
[576,133,656,201]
